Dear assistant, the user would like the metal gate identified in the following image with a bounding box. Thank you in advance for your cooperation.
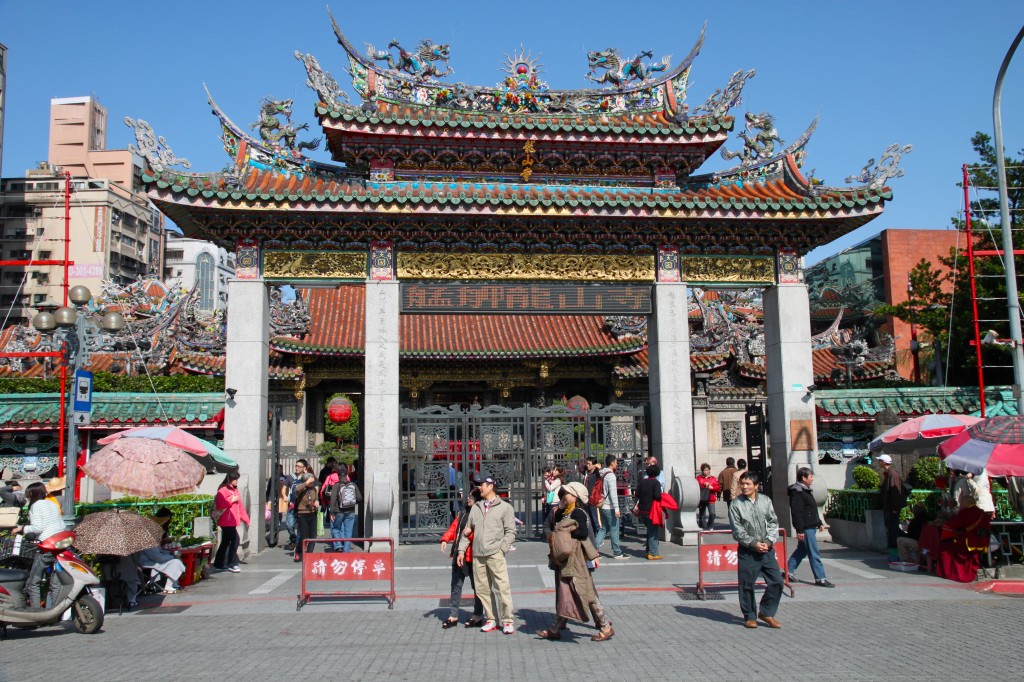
[399,402,647,541]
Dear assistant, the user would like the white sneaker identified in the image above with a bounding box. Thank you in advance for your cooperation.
[480,621,499,633]
[227,566,241,573]
[502,623,515,635]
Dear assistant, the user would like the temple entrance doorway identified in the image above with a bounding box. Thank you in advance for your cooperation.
[398,401,647,541]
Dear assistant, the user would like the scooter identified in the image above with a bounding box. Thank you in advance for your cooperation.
[0,530,104,638]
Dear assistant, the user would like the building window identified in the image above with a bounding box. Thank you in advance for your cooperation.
[721,421,742,448]
[33,294,46,304]
[196,252,215,311]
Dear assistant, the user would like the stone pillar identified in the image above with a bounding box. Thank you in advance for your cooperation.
[648,282,700,545]
[763,283,818,533]
[224,278,270,554]
[363,280,401,547]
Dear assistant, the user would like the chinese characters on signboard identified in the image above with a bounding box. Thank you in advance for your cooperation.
[302,552,393,581]
[400,282,651,315]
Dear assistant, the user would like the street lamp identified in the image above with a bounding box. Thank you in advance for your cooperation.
[31,285,125,520]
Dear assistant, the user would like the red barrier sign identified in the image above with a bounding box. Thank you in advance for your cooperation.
[297,537,396,610]
[695,529,794,600]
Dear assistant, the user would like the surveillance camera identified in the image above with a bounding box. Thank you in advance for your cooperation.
[225,388,238,399]
[806,384,817,393]
[982,330,1000,346]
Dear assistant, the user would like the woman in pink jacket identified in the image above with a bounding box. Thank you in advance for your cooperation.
[213,471,250,573]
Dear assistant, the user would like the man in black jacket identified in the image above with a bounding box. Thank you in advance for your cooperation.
[786,467,834,588]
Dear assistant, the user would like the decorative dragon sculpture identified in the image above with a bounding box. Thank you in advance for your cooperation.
[687,68,756,120]
[367,39,452,79]
[250,98,321,153]
[845,143,913,191]
[585,48,671,87]
[721,111,782,166]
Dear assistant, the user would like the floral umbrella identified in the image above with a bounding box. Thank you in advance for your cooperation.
[82,439,205,498]
[868,414,983,456]
[73,509,163,556]
[937,416,1024,477]
[98,426,237,471]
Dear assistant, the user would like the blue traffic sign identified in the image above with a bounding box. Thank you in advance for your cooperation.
[73,369,93,413]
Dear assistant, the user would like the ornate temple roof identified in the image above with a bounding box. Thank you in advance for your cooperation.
[271,287,644,359]
[126,12,905,257]
[815,387,1017,422]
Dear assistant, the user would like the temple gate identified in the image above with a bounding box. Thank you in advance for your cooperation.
[132,10,903,547]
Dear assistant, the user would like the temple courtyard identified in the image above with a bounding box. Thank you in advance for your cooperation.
[0,538,1019,680]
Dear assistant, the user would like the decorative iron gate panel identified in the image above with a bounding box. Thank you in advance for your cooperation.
[399,403,647,541]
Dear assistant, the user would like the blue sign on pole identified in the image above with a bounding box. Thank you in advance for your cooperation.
[73,369,93,413]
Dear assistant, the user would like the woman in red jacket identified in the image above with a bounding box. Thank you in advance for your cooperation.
[439,488,483,629]
[696,463,721,531]
[213,471,250,573]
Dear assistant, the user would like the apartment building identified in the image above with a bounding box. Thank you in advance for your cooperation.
[0,96,165,323]
[163,234,236,311]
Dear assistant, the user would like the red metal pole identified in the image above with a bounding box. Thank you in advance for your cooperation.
[965,164,987,418]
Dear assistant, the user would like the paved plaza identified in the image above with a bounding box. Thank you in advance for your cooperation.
[1,535,1022,680]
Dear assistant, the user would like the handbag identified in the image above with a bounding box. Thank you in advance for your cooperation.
[549,519,579,564]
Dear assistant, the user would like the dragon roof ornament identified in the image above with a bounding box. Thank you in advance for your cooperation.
[326,6,706,117]
[204,85,359,185]
[124,117,191,174]
[294,50,350,111]
[684,68,756,121]
[688,116,818,188]
[844,143,913,191]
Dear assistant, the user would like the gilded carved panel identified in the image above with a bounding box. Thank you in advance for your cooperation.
[263,251,367,280]
[396,253,655,281]
[680,256,775,284]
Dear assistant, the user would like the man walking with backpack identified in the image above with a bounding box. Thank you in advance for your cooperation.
[329,470,363,552]
[593,455,627,559]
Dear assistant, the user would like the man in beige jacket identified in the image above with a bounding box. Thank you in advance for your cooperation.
[458,472,518,634]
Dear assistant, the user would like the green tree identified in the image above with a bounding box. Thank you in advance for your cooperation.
[324,392,359,445]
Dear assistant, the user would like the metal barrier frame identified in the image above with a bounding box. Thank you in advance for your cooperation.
[695,529,794,600]
[297,537,396,610]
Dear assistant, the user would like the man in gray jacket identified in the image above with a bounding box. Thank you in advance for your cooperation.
[458,472,517,634]
[728,471,783,629]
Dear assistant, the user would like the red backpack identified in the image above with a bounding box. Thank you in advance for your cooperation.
[590,472,608,507]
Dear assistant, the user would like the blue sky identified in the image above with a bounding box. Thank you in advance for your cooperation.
[1,1,1022,264]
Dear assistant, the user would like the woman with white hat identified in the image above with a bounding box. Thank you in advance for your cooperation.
[537,481,614,642]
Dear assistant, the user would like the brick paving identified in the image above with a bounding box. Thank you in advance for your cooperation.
[1,538,1021,680]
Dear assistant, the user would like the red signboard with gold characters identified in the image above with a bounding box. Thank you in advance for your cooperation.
[298,537,396,610]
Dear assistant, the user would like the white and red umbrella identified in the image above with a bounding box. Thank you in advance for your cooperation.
[938,416,1024,477]
[868,414,982,455]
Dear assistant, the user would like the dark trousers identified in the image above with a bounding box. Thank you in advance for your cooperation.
[295,513,317,556]
[883,510,900,550]
[26,552,55,609]
[449,561,483,620]
[737,545,783,620]
[697,501,716,530]
[214,526,240,569]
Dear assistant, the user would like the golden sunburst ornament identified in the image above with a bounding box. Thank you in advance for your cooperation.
[500,46,544,80]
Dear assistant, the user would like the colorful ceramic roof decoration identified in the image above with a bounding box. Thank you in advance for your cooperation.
[125,8,906,257]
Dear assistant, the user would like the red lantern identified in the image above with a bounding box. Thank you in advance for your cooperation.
[328,397,353,424]
[567,395,590,413]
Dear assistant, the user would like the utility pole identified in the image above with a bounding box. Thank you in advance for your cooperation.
[993,26,1024,415]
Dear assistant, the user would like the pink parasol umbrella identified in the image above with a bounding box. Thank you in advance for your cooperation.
[937,416,1024,477]
[82,439,205,498]
[98,426,209,455]
[868,414,983,455]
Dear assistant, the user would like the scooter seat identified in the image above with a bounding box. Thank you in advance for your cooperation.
[0,567,28,581]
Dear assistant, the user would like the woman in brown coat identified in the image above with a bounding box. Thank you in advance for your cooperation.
[537,481,614,641]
